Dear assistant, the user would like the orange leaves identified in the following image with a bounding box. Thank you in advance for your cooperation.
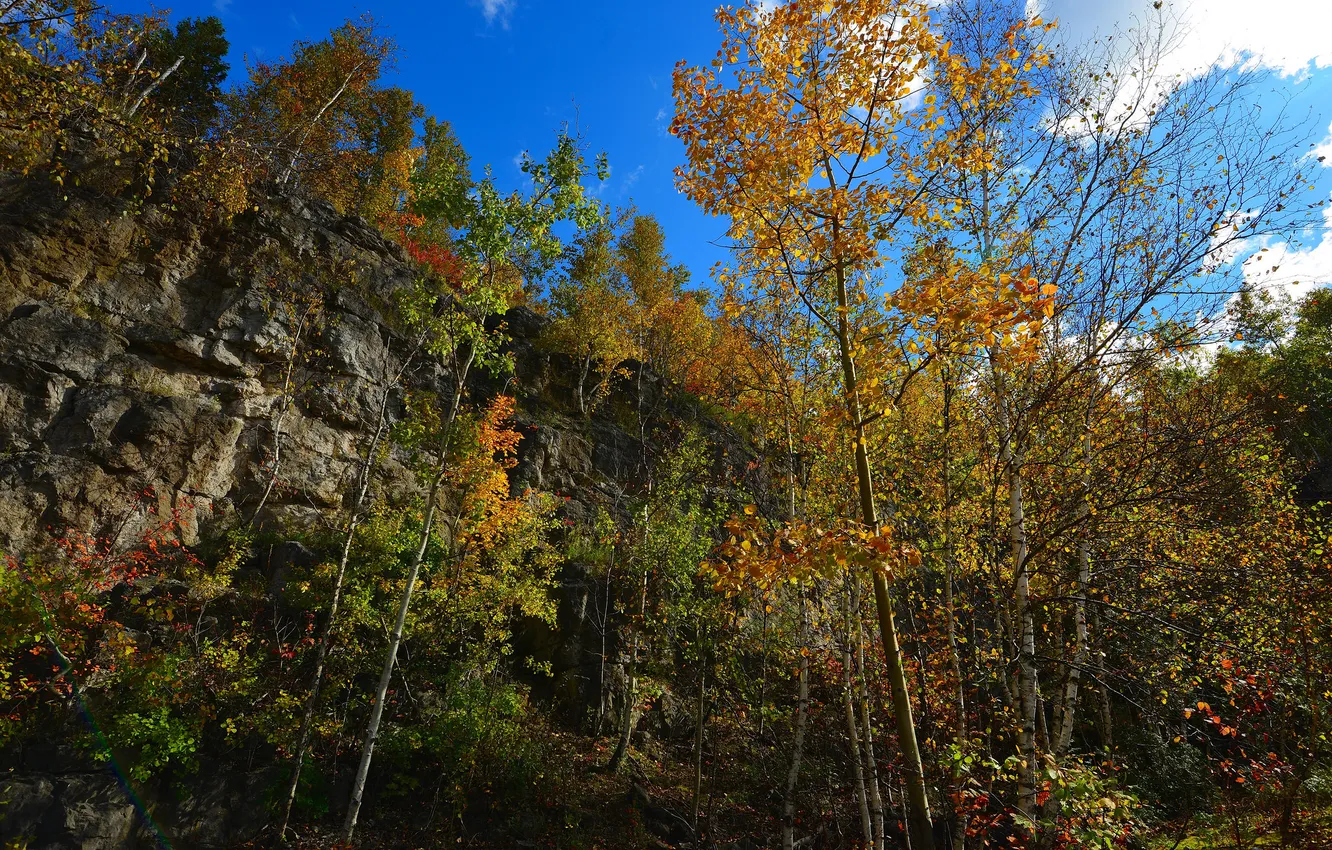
[474,394,523,460]
[674,0,942,233]
[933,16,1054,143]
[675,0,1065,410]
[227,17,422,218]
[446,395,527,550]
[708,511,924,594]
[890,250,1057,366]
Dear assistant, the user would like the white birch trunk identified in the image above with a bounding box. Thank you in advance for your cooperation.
[342,350,473,843]
[782,597,810,850]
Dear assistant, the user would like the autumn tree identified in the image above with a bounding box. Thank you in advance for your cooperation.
[1,2,186,195]
[616,213,712,391]
[673,2,1054,844]
[544,210,636,416]
[339,126,604,844]
[225,17,421,220]
[918,2,1316,836]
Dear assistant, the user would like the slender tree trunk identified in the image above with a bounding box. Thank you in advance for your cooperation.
[578,353,591,416]
[342,351,473,844]
[341,457,442,841]
[609,560,649,774]
[759,597,769,738]
[1035,689,1050,755]
[991,352,1038,825]
[1091,606,1114,752]
[596,547,615,736]
[843,626,873,847]
[857,584,885,850]
[125,54,183,117]
[279,62,365,184]
[1013,480,1039,825]
[785,418,798,520]
[608,648,638,773]
[941,372,968,850]
[119,48,148,96]
[1055,425,1093,756]
[693,667,707,832]
[782,596,810,850]
[276,370,397,842]
[252,302,317,526]
[612,345,649,772]
[830,249,934,850]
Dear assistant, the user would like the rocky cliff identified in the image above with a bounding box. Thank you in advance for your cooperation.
[0,177,753,848]
[0,171,699,550]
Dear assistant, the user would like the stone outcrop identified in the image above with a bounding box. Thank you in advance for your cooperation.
[0,177,665,559]
[1,741,278,849]
[0,176,761,848]
[0,178,426,556]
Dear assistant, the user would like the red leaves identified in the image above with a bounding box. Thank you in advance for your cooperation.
[381,209,466,285]
[2,498,201,709]
[404,239,465,285]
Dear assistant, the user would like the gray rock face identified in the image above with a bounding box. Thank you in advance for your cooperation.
[0,179,761,846]
[52,774,139,850]
[0,182,664,846]
[0,183,668,558]
[0,756,278,849]
[0,185,431,555]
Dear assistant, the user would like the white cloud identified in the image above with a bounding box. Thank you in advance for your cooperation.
[1241,200,1332,301]
[1030,1,1331,139]
[1314,122,1332,165]
[213,0,232,13]
[1039,0,1332,80]
[475,0,516,28]
[622,165,644,192]
[1169,0,1331,79]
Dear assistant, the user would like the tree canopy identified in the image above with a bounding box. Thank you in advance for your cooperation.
[2,2,1330,848]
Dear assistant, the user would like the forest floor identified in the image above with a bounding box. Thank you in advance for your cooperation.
[252,729,747,849]
[247,729,1332,849]
[1147,802,1332,850]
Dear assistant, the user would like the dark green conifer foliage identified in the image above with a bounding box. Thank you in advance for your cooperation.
[145,16,229,133]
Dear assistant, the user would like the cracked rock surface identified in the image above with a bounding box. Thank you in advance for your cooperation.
[0,176,763,848]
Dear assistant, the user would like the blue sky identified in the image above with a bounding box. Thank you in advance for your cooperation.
[123,0,1332,295]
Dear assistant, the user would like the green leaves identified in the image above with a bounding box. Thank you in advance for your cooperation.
[398,124,607,379]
